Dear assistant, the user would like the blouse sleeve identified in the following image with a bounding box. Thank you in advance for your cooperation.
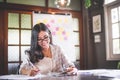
[57,45,75,68]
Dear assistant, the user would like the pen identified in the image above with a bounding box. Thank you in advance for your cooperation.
[27,58,36,68]
[26,58,40,76]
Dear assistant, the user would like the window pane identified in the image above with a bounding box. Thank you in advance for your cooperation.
[21,46,30,61]
[75,47,80,60]
[0,0,3,2]
[21,14,31,29]
[112,23,120,38]
[113,39,120,54]
[119,7,120,21]
[8,46,19,61]
[8,29,19,44]
[8,63,19,74]
[73,18,79,31]
[104,0,116,4]
[73,32,80,45]
[21,30,31,44]
[7,0,45,6]
[111,8,118,23]
[8,13,19,28]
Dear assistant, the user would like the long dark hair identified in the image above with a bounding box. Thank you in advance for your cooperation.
[26,23,53,63]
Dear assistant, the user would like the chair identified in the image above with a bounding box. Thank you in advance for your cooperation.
[16,64,20,74]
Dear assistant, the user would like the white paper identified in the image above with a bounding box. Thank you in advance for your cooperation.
[79,69,120,78]
[94,35,101,43]
[97,70,120,78]
[0,74,45,79]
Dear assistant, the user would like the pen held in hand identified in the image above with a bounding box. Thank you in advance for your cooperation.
[27,59,36,68]
[26,59,40,76]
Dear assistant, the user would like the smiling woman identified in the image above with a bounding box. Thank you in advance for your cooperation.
[0,0,83,75]
[19,23,78,76]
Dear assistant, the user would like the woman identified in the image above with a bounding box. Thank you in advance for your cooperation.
[19,23,78,76]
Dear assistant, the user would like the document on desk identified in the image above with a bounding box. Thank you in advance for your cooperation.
[97,70,120,78]
[0,74,46,79]
[78,69,108,75]
[78,69,120,78]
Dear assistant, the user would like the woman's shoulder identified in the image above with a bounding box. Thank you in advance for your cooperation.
[50,44,63,57]
[50,44,61,49]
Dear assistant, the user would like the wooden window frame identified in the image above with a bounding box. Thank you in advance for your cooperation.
[104,0,120,60]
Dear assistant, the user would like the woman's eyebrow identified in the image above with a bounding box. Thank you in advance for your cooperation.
[38,35,48,39]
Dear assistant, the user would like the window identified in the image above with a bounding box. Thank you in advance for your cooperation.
[72,18,80,61]
[104,0,116,4]
[8,11,32,74]
[104,0,120,60]
[6,0,45,6]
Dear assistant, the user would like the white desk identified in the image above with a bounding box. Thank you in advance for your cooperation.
[0,69,120,80]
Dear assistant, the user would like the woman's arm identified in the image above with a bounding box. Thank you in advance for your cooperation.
[19,55,40,76]
[58,46,78,75]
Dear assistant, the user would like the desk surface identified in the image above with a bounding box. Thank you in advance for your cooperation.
[0,74,113,80]
[0,69,119,80]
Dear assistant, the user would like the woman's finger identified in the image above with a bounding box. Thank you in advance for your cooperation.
[29,69,40,76]
[67,68,78,76]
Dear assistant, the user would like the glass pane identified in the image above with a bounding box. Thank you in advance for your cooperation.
[112,23,120,38]
[75,47,80,60]
[7,0,45,6]
[21,30,31,44]
[111,8,118,23]
[73,32,80,45]
[8,63,19,74]
[8,29,19,44]
[21,14,31,29]
[113,39,120,54]
[73,18,79,31]
[69,0,81,11]
[21,46,30,61]
[104,0,116,4]
[48,0,56,8]
[119,7,120,21]
[8,46,19,61]
[8,13,19,28]
[0,0,3,2]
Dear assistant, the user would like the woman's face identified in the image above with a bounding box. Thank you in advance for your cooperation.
[37,31,50,49]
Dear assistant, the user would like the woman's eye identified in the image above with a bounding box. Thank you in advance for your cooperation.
[38,39,42,41]
[44,36,48,39]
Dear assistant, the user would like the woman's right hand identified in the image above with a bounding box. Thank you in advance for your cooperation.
[21,65,40,76]
[29,67,40,76]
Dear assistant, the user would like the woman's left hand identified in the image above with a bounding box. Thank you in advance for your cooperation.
[66,67,78,75]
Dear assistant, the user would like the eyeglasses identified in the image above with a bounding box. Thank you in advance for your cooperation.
[38,36,49,43]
